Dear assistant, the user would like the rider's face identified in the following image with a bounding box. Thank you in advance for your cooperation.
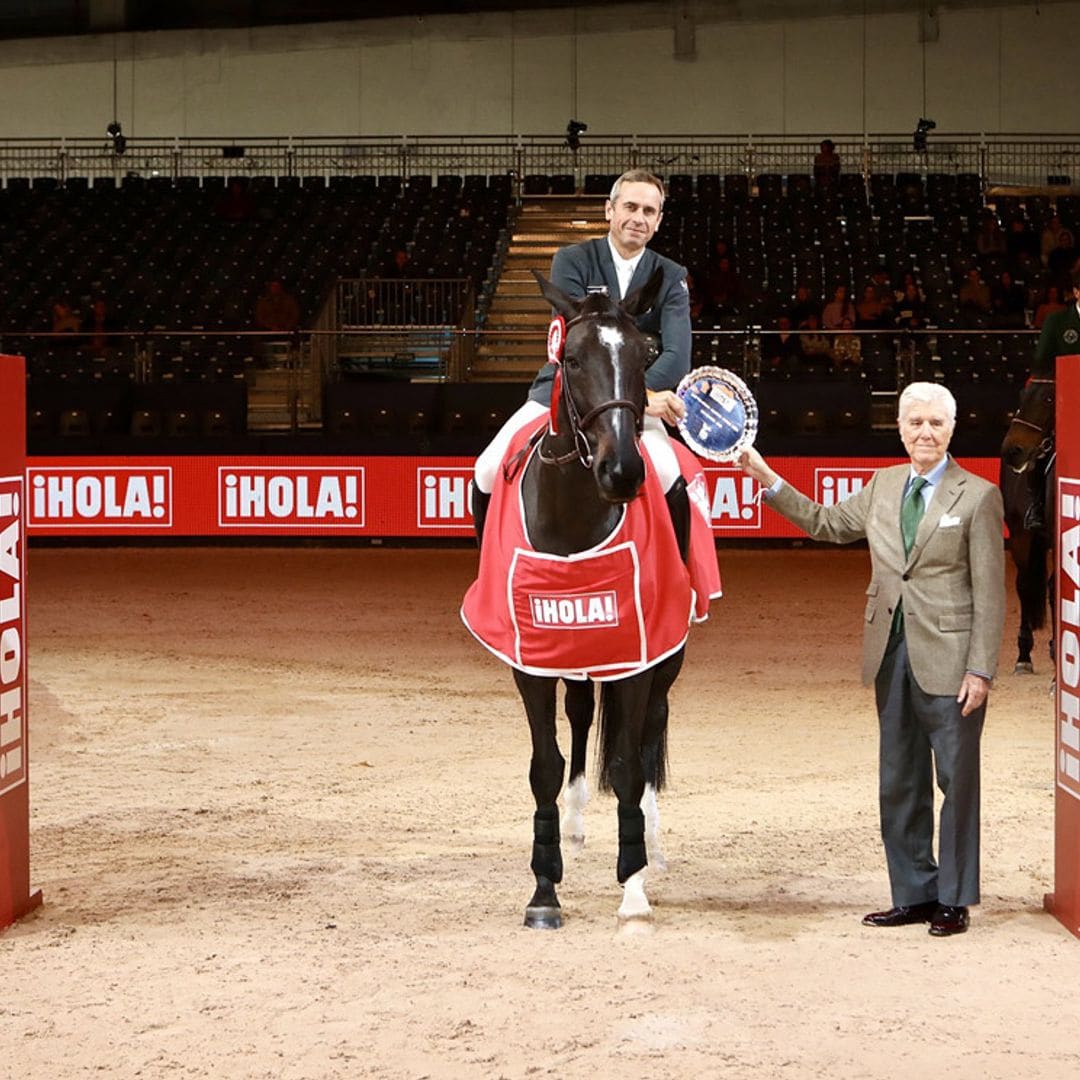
[605,181,663,259]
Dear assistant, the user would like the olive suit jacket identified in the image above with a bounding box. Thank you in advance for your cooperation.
[769,458,1005,696]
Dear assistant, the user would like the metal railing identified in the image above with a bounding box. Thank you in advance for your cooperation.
[4,133,1080,192]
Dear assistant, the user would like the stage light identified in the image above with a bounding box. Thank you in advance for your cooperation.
[106,120,126,155]
[913,117,936,153]
[566,119,588,152]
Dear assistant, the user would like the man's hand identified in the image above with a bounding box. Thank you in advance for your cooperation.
[738,446,779,489]
[957,673,991,717]
[645,389,685,426]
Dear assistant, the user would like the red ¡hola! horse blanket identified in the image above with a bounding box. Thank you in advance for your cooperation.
[461,420,722,681]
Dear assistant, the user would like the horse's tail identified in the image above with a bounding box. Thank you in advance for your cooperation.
[595,679,670,795]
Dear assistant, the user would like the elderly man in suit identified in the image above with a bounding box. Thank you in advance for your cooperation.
[472,170,691,529]
[739,382,1005,936]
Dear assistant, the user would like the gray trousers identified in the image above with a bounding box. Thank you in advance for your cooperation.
[874,633,986,908]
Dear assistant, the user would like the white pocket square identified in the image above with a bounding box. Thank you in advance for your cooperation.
[939,513,962,528]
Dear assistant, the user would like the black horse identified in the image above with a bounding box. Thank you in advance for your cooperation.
[473,269,693,929]
[1000,375,1056,673]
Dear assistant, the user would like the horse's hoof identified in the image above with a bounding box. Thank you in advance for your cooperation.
[616,913,655,936]
[524,905,563,930]
[565,834,585,854]
[1014,662,1035,675]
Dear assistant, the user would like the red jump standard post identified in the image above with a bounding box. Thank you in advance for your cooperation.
[1047,353,1080,937]
[0,353,40,930]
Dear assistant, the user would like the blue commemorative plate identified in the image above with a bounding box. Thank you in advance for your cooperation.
[675,366,759,463]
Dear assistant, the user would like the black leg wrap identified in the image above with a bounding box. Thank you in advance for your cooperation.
[531,806,562,884]
[616,804,647,884]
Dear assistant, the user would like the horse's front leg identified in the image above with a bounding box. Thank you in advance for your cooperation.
[561,678,594,852]
[513,670,565,929]
[640,648,683,874]
[601,675,653,927]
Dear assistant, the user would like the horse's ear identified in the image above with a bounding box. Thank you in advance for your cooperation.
[621,265,665,317]
[532,270,581,320]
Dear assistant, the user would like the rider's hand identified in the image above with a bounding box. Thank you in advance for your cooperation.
[646,389,685,426]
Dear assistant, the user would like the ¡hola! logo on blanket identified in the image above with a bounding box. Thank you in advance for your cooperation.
[217,467,365,528]
[702,467,761,530]
[28,467,172,528]
[815,467,875,507]
[1058,478,1080,801]
[417,467,474,529]
[529,590,619,630]
[0,476,26,795]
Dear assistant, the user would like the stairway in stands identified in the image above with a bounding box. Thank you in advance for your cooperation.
[472,197,607,381]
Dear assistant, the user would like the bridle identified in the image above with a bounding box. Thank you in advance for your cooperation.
[504,311,645,480]
[1005,375,1055,473]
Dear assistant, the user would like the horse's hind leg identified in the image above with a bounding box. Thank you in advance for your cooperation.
[561,678,594,852]
[513,670,565,929]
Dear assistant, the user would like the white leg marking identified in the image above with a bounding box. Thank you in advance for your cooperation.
[561,775,589,852]
[641,783,668,873]
[617,868,653,927]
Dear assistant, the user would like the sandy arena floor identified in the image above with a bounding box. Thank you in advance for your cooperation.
[1,545,1074,1079]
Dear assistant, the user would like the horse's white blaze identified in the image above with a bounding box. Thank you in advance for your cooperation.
[641,783,667,872]
[617,869,652,922]
[561,775,589,848]
[598,324,633,443]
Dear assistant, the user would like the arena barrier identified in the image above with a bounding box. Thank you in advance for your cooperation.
[1,354,40,931]
[22,454,1002,538]
[1047,354,1080,939]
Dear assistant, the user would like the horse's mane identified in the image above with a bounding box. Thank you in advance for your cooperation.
[577,293,635,327]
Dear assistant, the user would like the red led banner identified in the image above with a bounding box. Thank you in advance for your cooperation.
[24,455,1001,538]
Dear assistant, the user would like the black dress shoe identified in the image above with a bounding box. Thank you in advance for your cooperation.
[861,900,939,927]
[928,905,969,936]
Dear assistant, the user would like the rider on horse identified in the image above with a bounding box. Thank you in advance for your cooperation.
[472,169,692,540]
[1022,265,1075,529]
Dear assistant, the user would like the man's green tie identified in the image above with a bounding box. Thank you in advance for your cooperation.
[902,476,929,556]
[892,476,928,635]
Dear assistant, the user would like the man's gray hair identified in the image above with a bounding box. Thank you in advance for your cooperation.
[609,169,666,209]
[898,381,957,425]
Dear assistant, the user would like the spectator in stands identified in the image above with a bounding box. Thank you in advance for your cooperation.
[706,254,742,314]
[81,297,119,356]
[822,283,855,329]
[790,283,820,328]
[856,283,888,328]
[761,313,801,371]
[830,316,862,371]
[797,311,831,368]
[255,279,300,333]
[51,296,80,334]
[216,178,256,224]
[895,282,928,330]
[958,268,992,325]
[1041,214,1075,272]
[870,266,895,309]
[893,272,925,309]
[1034,283,1066,329]
[989,269,1027,328]
[686,271,717,328]
[1006,217,1039,269]
[813,139,841,189]
[974,211,1007,257]
[387,248,412,277]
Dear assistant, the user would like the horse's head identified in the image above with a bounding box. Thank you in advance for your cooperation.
[1002,376,1055,474]
[533,268,664,503]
